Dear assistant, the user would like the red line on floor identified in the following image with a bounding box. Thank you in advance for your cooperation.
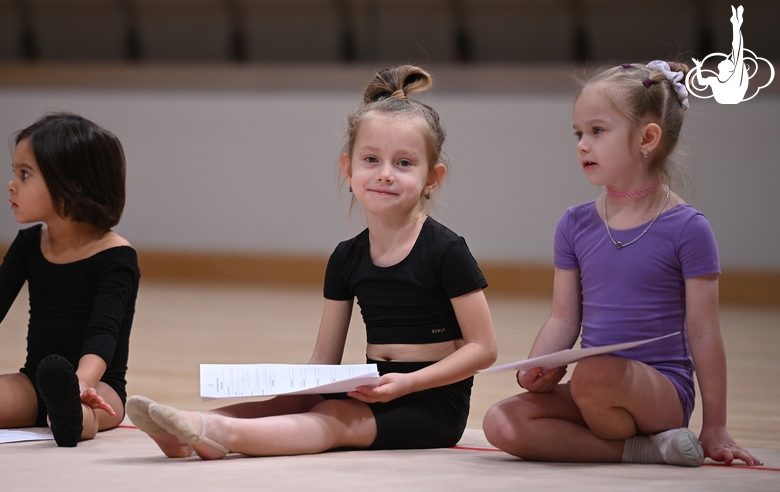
[450,445,503,452]
[450,446,779,471]
[702,463,780,472]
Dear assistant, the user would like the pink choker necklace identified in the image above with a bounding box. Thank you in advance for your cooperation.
[606,179,662,199]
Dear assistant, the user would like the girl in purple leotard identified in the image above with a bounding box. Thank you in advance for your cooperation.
[482,60,762,467]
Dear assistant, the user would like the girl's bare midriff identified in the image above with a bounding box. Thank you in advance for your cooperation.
[366,339,466,362]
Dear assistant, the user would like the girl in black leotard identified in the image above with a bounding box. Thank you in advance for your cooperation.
[128,65,497,460]
[0,113,139,447]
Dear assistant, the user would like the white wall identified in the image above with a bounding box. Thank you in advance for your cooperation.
[1,87,779,269]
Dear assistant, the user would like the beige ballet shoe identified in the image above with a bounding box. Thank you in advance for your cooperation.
[148,403,230,458]
[127,395,194,458]
[126,395,167,435]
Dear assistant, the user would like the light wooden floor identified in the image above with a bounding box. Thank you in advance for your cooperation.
[2,281,777,449]
[2,281,780,491]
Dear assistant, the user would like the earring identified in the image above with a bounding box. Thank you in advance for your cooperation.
[642,149,649,158]
[348,186,352,193]
[425,194,431,200]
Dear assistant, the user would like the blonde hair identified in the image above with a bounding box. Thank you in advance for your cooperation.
[342,65,447,211]
[578,61,691,183]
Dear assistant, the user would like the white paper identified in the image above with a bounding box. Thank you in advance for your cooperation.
[479,332,680,374]
[0,428,54,444]
[200,363,379,400]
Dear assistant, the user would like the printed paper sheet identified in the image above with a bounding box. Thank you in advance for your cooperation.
[0,428,54,444]
[479,332,680,374]
[201,363,379,400]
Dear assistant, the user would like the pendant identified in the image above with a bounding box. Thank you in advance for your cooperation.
[616,241,623,249]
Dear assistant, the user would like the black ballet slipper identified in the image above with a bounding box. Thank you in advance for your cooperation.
[35,355,83,447]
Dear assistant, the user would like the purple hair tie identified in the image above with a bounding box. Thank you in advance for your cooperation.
[642,78,655,88]
[621,63,632,69]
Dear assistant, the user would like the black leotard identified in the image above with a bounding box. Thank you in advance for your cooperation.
[0,225,140,424]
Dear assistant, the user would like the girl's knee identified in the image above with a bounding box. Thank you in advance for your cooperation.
[570,358,646,439]
[482,397,533,454]
[0,373,40,428]
[482,403,512,448]
[570,356,625,403]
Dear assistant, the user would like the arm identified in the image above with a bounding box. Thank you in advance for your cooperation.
[686,274,761,466]
[79,250,138,415]
[691,58,709,87]
[308,299,353,365]
[81,258,136,366]
[351,288,497,403]
[412,288,497,386]
[0,235,29,325]
[518,267,582,392]
[76,353,116,416]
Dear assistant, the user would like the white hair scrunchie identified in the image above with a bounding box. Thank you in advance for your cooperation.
[646,60,690,110]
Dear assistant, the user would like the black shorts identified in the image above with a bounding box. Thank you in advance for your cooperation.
[322,358,473,450]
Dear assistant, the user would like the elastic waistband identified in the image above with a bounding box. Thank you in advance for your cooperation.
[366,358,436,375]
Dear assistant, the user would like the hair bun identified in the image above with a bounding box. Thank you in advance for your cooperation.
[363,65,433,104]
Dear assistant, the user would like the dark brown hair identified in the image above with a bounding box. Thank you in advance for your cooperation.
[16,112,126,230]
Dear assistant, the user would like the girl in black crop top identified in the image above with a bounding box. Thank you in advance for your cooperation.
[0,113,139,447]
[128,65,497,460]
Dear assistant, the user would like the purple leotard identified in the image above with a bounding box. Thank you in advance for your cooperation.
[554,202,720,426]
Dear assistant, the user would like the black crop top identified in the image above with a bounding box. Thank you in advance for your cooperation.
[324,217,487,344]
[0,225,140,396]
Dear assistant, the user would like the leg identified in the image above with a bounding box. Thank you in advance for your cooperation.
[149,398,377,460]
[482,384,624,462]
[209,394,325,419]
[35,355,84,447]
[570,356,703,466]
[128,394,329,458]
[569,356,684,439]
[80,382,124,439]
[0,373,39,428]
[730,5,744,66]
